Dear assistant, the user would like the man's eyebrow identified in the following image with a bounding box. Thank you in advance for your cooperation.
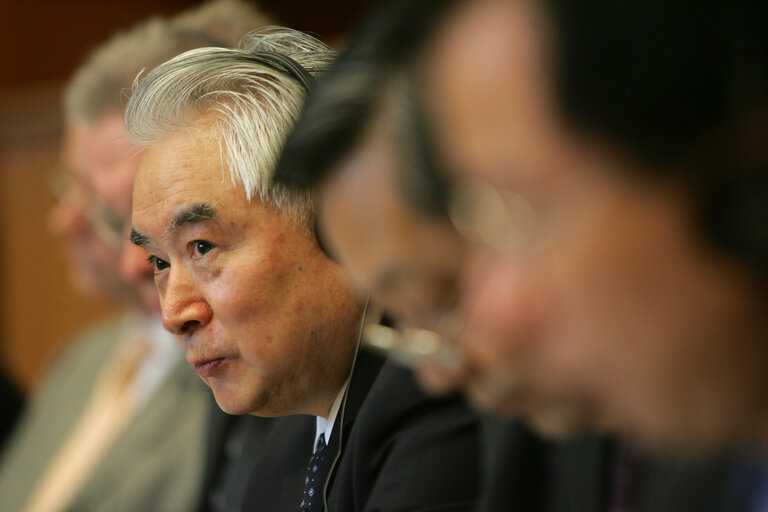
[130,204,217,247]
[167,203,217,236]
[130,228,150,246]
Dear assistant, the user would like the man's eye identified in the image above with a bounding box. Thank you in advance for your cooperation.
[147,255,170,272]
[192,240,214,257]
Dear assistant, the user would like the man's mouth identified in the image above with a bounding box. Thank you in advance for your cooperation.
[190,356,227,377]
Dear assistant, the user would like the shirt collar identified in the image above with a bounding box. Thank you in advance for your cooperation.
[314,379,348,450]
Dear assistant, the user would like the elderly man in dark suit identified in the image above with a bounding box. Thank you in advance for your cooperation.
[127,26,479,512]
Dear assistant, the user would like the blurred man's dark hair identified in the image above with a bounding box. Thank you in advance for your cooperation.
[272,0,457,217]
[544,0,768,277]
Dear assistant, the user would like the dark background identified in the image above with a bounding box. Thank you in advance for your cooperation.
[0,0,373,88]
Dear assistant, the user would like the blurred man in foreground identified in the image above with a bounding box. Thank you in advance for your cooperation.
[422,0,768,457]
[275,0,585,440]
[272,0,752,510]
[0,2,270,511]
[127,26,479,512]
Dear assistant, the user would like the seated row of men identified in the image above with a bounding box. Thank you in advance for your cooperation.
[2,0,768,511]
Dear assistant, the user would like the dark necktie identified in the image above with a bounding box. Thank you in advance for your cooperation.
[300,433,327,512]
[608,446,637,512]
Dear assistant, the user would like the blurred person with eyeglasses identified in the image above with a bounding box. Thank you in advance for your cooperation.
[271,1,746,510]
[276,0,594,443]
[421,0,768,457]
[418,0,768,510]
[286,0,768,462]
[0,3,276,511]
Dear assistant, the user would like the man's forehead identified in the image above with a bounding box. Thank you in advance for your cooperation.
[130,118,255,246]
[429,0,547,102]
[134,134,225,205]
[131,154,250,247]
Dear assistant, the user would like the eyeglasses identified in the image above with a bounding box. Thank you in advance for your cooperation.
[447,178,541,256]
[363,310,463,368]
[361,169,603,366]
[49,167,126,252]
[359,182,532,369]
[362,176,571,366]
[446,167,610,258]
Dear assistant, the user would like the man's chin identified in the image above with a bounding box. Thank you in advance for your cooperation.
[210,385,274,417]
[212,394,255,416]
[208,384,253,415]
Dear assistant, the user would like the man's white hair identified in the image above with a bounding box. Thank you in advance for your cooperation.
[124,27,335,225]
[65,0,272,123]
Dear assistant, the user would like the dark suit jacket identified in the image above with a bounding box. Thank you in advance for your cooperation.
[478,417,733,512]
[0,364,22,453]
[197,406,276,512]
[241,349,481,511]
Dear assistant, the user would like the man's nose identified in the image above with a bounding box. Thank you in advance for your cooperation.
[460,248,542,352]
[161,266,213,336]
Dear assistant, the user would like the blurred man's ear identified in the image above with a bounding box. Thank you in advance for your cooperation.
[314,216,335,261]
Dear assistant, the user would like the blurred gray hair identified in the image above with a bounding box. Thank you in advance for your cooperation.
[124,27,336,225]
[65,0,273,123]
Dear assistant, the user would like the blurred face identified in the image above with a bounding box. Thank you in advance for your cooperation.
[319,106,586,439]
[49,114,138,303]
[426,0,768,451]
[49,113,158,313]
[320,118,465,327]
[131,119,363,417]
[71,114,141,221]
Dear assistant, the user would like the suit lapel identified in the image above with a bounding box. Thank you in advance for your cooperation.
[549,433,610,512]
[634,455,732,512]
[478,418,550,512]
[320,348,386,510]
[211,415,276,512]
[241,415,316,511]
[197,399,235,510]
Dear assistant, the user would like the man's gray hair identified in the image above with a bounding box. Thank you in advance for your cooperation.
[124,27,335,226]
[65,0,272,123]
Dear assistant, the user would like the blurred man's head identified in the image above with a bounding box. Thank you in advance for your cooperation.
[320,78,589,438]
[127,28,365,417]
[423,0,768,453]
[49,114,137,303]
[275,0,461,328]
[273,0,589,439]
[49,0,270,313]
